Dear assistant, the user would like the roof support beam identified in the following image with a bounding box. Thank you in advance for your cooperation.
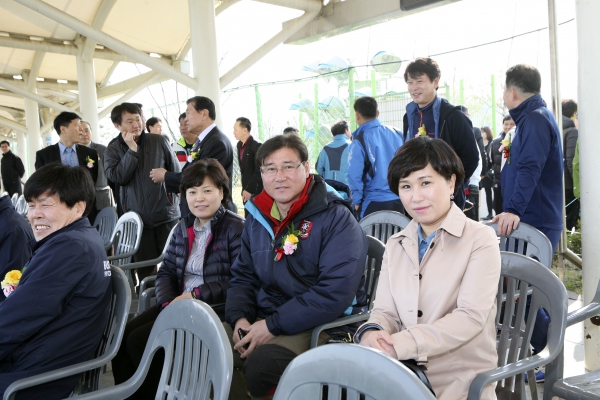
[97,71,161,100]
[98,72,160,120]
[0,35,133,62]
[81,0,119,62]
[100,61,119,88]
[0,78,70,112]
[252,0,321,11]
[220,8,320,89]
[13,0,196,88]
[0,115,27,134]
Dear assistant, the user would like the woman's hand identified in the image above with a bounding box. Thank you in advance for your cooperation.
[233,319,275,359]
[170,292,193,304]
[359,330,398,359]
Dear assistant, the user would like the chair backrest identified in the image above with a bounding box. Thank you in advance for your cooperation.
[360,210,410,244]
[486,221,553,268]
[364,235,385,310]
[133,300,233,400]
[15,194,27,216]
[468,252,568,399]
[76,266,132,393]
[11,193,18,207]
[109,211,143,266]
[93,207,118,250]
[273,344,436,400]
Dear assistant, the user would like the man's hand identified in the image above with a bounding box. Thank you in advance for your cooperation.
[242,190,252,202]
[491,212,520,235]
[123,131,138,152]
[170,292,193,304]
[233,319,275,359]
[359,330,398,359]
[150,168,167,183]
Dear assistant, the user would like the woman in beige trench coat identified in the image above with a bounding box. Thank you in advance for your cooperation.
[355,137,501,400]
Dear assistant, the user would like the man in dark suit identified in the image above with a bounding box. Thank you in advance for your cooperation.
[35,111,99,222]
[150,96,235,217]
[233,117,262,216]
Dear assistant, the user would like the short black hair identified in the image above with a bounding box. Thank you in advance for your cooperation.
[187,96,216,121]
[0,140,9,147]
[24,163,95,217]
[179,112,187,123]
[331,120,349,136]
[502,115,513,123]
[111,102,142,125]
[236,117,251,132]
[283,127,299,135]
[146,116,162,131]
[505,64,541,95]
[562,99,578,118]
[354,97,378,119]
[54,111,81,135]
[256,134,308,167]
[180,159,230,206]
[388,136,465,197]
[404,57,441,84]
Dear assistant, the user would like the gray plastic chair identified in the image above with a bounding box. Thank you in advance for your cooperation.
[467,252,568,400]
[93,206,118,251]
[3,266,132,400]
[73,299,234,400]
[486,221,553,268]
[107,211,143,267]
[310,235,385,348]
[10,193,18,207]
[359,210,410,244]
[273,343,436,400]
[14,194,28,217]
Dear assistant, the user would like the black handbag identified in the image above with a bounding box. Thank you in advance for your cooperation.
[400,359,436,397]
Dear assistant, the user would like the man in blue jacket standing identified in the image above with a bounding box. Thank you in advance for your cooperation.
[493,64,563,251]
[225,135,367,398]
[315,119,352,185]
[347,96,404,218]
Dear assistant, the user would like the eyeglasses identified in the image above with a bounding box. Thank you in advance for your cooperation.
[260,162,304,176]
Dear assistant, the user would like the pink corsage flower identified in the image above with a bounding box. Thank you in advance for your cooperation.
[3,284,16,297]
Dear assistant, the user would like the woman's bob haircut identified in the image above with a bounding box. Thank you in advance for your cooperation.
[180,158,230,205]
[387,136,465,196]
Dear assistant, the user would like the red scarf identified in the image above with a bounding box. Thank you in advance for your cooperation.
[252,175,313,238]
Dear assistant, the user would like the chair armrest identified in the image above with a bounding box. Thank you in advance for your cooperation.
[139,276,156,293]
[310,313,370,349]
[4,352,114,400]
[137,288,156,316]
[110,255,163,271]
[566,279,600,327]
[107,251,137,263]
[467,354,549,400]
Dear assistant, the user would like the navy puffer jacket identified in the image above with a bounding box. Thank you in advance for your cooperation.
[155,205,244,310]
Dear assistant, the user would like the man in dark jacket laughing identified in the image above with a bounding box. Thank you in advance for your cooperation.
[225,134,368,398]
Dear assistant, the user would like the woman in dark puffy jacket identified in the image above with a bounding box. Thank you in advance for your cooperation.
[112,159,245,399]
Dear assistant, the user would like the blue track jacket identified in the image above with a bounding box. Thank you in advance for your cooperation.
[315,135,351,184]
[347,119,403,217]
[501,94,563,232]
[0,218,112,399]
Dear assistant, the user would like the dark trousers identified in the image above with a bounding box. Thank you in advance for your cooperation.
[464,185,479,221]
[361,199,404,219]
[133,220,178,285]
[565,189,580,231]
[483,186,493,217]
[112,307,163,400]
[493,185,503,216]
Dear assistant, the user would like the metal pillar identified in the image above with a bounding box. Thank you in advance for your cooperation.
[76,54,100,142]
[16,131,28,177]
[577,0,600,372]
[459,79,464,106]
[254,85,264,141]
[188,0,222,128]
[491,74,496,137]
[314,83,319,159]
[349,67,356,132]
[24,98,41,174]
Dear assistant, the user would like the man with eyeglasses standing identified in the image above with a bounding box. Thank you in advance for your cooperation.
[225,134,368,399]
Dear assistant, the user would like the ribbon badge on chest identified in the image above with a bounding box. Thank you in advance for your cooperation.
[299,220,313,239]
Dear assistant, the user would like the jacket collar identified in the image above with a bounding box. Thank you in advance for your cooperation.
[509,93,545,125]
[396,202,466,242]
[183,204,226,230]
[352,118,382,138]
[30,217,89,251]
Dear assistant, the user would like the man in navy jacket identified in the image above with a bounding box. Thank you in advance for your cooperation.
[0,164,112,399]
[225,135,367,398]
[494,64,563,251]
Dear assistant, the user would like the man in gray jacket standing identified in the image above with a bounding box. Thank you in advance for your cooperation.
[105,103,180,285]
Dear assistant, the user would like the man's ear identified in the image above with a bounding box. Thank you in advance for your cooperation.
[114,123,122,131]
[74,200,87,217]
[433,76,440,90]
